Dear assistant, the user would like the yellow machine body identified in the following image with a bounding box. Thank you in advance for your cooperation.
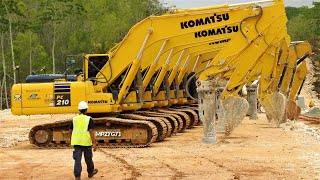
[11,80,119,115]
[279,41,312,96]
[288,61,308,101]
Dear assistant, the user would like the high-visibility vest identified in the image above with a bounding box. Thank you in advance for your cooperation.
[71,114,92,146]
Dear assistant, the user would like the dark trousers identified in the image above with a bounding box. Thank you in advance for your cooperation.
[73,146,95,177]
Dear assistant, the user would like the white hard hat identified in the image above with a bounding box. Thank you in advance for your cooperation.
[78,101,88,110]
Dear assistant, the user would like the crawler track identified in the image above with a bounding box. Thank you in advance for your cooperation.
[119,114,170,141]
[29,117,158,148]
[184,106,201,125]
[152,111,186,132]
[136,111,179,135]
[28,106,200,149]
[299,114,320,123]
[170,107,199,128]
[157,109,191,131]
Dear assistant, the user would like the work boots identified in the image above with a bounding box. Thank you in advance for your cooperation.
[88,169,98,178]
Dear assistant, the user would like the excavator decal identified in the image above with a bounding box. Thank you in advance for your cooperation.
[195,26,239,38]
[88,100,108,104]
[209,38,231,46]
[14,94,22,102]
[96,131,121,137]
[180,13,230,29]
[54,83,71,107]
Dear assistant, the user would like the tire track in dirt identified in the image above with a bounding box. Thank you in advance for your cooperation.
[161,162,184,180]
[1,150,44,177]
[167,147,235,178]
[2,151,27,169]
[168,146,239,178]
[203,157,235,173]
[99,149,141,180]
[204,157,281,178]
[203,157,245,179]
[153,157,185,180]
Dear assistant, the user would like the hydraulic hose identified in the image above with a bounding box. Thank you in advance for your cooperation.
[185,64,223,100]
[239,5,263,42]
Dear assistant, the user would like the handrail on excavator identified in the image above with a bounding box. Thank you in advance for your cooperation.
[229,0,276,7]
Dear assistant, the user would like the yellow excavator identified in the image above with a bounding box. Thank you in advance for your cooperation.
[237,38,310,125]
[184,0,290,140]
[287,60,308,119]
[261,41,312,125]
[191,27,311,131]
[137,0,291,137]
[11,0,301,147]
[207,39,311,130]
[278,41,312,120]
[188,1,310,136]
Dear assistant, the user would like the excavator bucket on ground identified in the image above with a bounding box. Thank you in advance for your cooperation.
[262,92,287,127]
[263,41,311,123]
[216,96,249,135]
[287,60,309,119]
[286,100,301,120]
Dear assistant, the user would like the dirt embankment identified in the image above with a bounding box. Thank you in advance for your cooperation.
[301,58,320,108]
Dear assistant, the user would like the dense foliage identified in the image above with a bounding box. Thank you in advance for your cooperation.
[286,3,320,95]
[0,0,166,84]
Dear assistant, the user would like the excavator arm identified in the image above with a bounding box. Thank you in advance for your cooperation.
[194,0,293,139]
[288,61,308,101]
[131,2,274,107]
[254,41,312,123]
[279,41,312,96]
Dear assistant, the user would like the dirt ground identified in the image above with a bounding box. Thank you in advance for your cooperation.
[0,110,320,180]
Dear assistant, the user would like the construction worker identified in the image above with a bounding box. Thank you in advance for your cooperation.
[69,101,98,180]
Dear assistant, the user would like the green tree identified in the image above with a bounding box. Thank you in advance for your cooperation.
[2,0,26,84]
[287,15,318,41]
[14,31,49,82]
[286,3,320,95]
[38,0,84,73]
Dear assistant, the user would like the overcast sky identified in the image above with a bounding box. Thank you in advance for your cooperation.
[162,0,319,8]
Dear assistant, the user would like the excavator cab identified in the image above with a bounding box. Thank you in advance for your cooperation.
[84,54,110,83]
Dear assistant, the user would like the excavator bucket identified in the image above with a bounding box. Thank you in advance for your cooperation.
[286,100,299,120]
[262,92,286,127]
[216,96,249,135]
[295,106,301,120]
